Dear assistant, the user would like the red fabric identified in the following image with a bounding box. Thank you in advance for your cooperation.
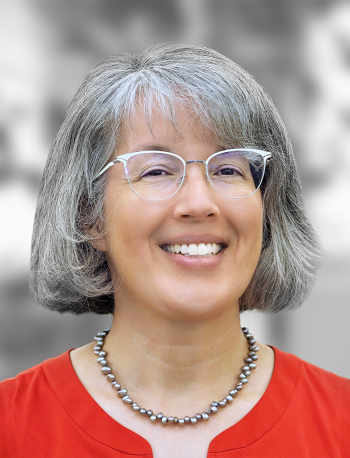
[0,347,349,457]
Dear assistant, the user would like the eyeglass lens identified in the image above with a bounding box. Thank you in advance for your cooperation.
[125,151,266,200]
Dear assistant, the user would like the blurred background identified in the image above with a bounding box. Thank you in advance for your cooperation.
[1,0,349,381]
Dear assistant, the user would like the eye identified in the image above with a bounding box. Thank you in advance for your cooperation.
[215,167,243,177]
[141,167,171,178]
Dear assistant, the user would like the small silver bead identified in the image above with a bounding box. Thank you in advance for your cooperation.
[97,331,107,337]
[229,390,238,397]
[101,366,111,375]
[239,373,246,379]
[184,416,190,422]
[244,371,251,377]
[211,401,218,407]
[178,418,185,425]
[139,408,147,415]
[100,360,108,367]
[249,345,256,351]
[205,408,211,415]
[94,350,100,355]
[98,351,107,357]
[94,336,103,342]
[123,396,133,405]
[157,413,164,419]
[190,417,197,424]
[112,382,121,390]
[242,327,249,334]
[118,389,128,398]
[236,385,243,391]
[218,399,227,407]
[226,395,234,403]
[132,404,141,411]
[210,406,218,413]
[201,413,209,421]
[195,413,202,420]
[97,357,104,364]
[242,365,250,372]
[150,415,157,422]
[94,346,102,351]
[174,417,179,423]
[245,333,253,340]
[252,346,260,352]
[161,416,168,425]
[244,357,253,364]
[251,355,258,361]
[107,374,116,382]
[168,417,175,423]
[249,351,256,357]
[147,410,153,416]
[249,363,257,370]
[241,378,249,384]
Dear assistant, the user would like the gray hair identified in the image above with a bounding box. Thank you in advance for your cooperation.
[30,42,322,314]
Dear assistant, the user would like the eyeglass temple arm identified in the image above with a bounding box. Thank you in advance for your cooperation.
[94,158,120,180]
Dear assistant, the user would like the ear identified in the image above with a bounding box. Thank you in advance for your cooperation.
[85,220,109,253]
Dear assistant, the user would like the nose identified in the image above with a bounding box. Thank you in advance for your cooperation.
[172,165,220,221]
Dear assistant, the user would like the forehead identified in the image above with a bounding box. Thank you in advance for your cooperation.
[119,100,216,148]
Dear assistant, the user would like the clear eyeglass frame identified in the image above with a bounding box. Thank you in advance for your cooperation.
[93,148,272,201]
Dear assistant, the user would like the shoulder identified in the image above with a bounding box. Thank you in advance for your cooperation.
[273,347,350,411]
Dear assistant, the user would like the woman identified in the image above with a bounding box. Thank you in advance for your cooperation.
[1,43,349,458]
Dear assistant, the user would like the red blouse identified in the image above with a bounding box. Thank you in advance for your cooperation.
[0,346,349,457]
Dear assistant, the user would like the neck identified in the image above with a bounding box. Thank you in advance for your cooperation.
[102,299,248,416]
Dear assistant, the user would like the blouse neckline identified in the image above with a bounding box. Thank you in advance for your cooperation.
[43,346,299,454]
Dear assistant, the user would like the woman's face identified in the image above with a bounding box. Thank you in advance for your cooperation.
[98,105,263,321]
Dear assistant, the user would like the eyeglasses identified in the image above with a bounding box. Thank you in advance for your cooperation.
[93,148,271,201]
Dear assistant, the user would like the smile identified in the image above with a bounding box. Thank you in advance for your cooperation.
[161,243,225,257]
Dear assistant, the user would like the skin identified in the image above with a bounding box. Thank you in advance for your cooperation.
[71,104,274,458]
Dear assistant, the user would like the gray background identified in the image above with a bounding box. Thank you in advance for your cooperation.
[0,0,349,381]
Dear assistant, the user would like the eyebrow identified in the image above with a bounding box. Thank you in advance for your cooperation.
[130,144,171,153]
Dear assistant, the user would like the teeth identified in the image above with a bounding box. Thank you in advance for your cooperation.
[163,243,223,256]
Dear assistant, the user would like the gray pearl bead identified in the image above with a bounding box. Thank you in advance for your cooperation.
[122,396,133,404]
[236,385,243,391]
[174,417,179,423]
[211,402,218,407]
[205,408,211,415]
[195,414,202,420]
[99,359,108,367]
[229,389,238,397]
[106,374,116,382]
[168,417,175,423]
[157,413,164,419]
[139,408,147,415]
[245,333,253,340]
[248,339,256,346]
[147,410,153,416]
[242,327,249,333]
[150,415,157,422]
[161,416,168,425]
[101,366,111,375]
[190,417,197,424]
[201,413,209,421]
[94,350,100,355]
[226,395,234,403]
[117,389,128,398]
[112,382,121,390]
[97,357,104,364]
[242,365,250,372]
[244,357,252,364]
[241,378,248,384]
[184,416,190,422]
[210,406,218,413]
[178,418,185,425]
[252,346,260,352]
[249,351,256,356]
[94,336,103,342]
[218,399,227,407]
[94,346,102,351]
[244,371,251,377]
[132,404,141,411]
[249,363,257,370]
[251,355,258,361]
[97,331,107,337]
[239,373,246,379]
[98,351,107,357]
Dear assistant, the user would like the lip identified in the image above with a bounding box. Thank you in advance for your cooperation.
[158,234,228,246]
